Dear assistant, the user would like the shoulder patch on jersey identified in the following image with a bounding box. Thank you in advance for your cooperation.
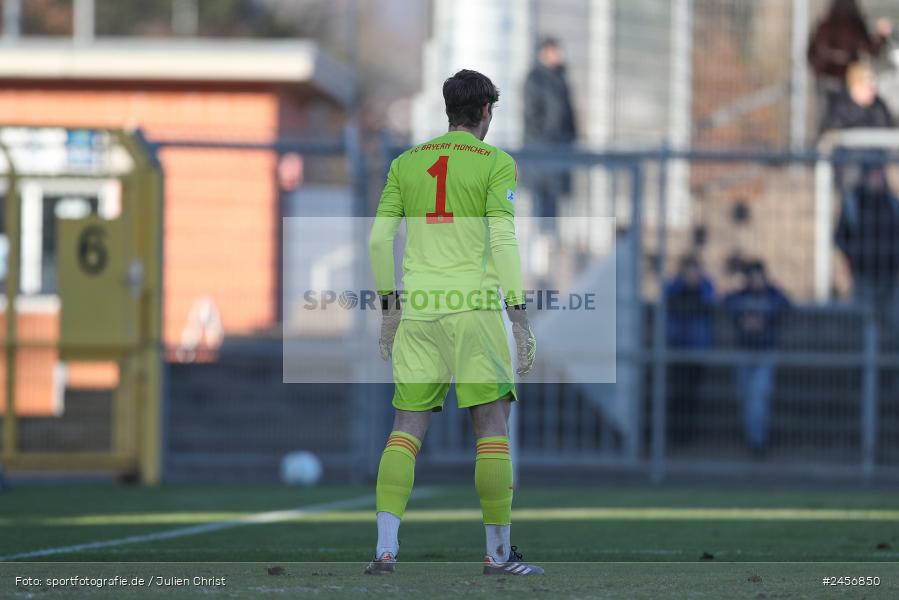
[506,189,515,203]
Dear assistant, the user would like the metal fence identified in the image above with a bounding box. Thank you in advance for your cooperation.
[154,131,369,482]
[644,140,899,483]
[375,137,899,484]
[125,126,899,485]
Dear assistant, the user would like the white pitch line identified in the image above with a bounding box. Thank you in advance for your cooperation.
[1,488,435,562]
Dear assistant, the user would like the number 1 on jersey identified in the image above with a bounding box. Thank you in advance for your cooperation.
[426,155,454,224]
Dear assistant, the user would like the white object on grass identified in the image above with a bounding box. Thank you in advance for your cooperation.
[280,451,323,487]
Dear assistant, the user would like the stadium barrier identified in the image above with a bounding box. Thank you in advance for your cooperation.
[153,129,375,483]
[381,136,899,483]
[19,124,891,485]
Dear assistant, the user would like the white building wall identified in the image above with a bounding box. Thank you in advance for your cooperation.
[413,0,531,148]
[414,0,689,150]
[414,0,691,225]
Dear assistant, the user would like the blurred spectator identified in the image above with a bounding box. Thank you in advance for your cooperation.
[524,37,577,147]
[665,256,716,445]
[808,0,892,129]
[819,62,893,195]
[820,62,893,135]
[524,36,577,224]
[724,261,791,456]
[835,164,899,329]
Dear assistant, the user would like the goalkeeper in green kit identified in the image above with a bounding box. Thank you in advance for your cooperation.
[366,69,541,576]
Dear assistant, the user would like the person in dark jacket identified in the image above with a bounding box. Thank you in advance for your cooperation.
[820,62,893,135]
[835,164,899,329]
[808,0,892,127]
[723,261,791,455]
[665,256,716,445]
[808,0,891,82]
[524,37,577,146]
[523,37,577,226]
[820,62,893,194]
[666,257,716,349]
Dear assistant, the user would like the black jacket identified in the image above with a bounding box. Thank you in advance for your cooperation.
[524,63,577,144]
[835,186,899,282]
[820,92,893,136]
[723,286,791,349]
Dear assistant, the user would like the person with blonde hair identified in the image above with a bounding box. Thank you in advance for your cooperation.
[820,61,893,135]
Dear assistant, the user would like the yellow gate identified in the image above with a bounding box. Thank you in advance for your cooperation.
[0,127,162,484]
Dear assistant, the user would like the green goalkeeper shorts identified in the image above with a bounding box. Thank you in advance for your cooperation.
[391,309,517,412]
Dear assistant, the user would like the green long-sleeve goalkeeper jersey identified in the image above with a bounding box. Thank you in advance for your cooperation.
[369,130,525,320]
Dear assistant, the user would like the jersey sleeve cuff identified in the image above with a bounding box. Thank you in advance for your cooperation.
[504,292,525,307]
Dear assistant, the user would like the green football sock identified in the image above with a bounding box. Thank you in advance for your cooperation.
[475,436,513,526]
[375,431,421,519]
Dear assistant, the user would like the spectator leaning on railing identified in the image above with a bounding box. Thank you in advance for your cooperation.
[819,62,893,194]
[723,261,791,457]
[665,256,716,446]
[819,62,893,136]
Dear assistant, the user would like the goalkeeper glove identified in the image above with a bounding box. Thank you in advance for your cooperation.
[507,303,536,376]
[379,292,402,360]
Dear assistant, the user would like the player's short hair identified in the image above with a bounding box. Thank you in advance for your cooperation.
[538,36,560,51]
[744,260,766,277]
[442,69,500,128]
[679,255,701,272]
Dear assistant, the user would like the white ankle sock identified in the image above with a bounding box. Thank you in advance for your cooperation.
[485,524,511,562]
[375,511,401,558]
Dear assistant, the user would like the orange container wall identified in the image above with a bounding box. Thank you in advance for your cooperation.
[0,84,282,349]
[0,311,119,416]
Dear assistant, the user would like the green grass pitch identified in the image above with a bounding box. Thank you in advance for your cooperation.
[2,483,899,598]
